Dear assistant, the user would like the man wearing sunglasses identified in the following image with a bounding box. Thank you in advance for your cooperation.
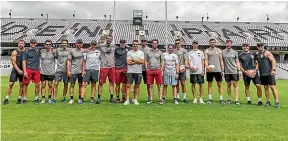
[256,43,280,108]
[22,39,42,104]
[139,38,151,101]
[115,39,130,102]
[39,40,56,104]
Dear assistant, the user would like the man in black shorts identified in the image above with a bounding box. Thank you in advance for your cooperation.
[239,43,263,105]
[256,43,280,108]
[139,38,151,100]
[3,40,26,105]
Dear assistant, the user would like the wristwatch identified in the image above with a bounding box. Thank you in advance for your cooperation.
[272,69,276,71]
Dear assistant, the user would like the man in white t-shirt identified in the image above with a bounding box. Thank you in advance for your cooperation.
[188,41,205,104]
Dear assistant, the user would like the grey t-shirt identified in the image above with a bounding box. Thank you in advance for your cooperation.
[145,48,163,70]
[206,47,222,72]
[222,49,239,74]
[139,46,151,71]
[40,49,56,75]
[84,49,101,70]
[55,47,70,73]
[68,48,84,74]
[22,48,41,70]
[163,52,178,75]
[173,48,188,66]
[127,50,144,73]
[98,43,116,68]
[115,46,130,69]
[188,49,204,74]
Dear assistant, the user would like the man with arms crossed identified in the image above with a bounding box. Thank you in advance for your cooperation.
[222,40,241,105]
[187,41,205,104]
[124,40,144,105]
[145,39,163,105]
[256,43,280,108]
[40,40,56,104]
[162,44,179,104]
[54,39,70,103]
[67,39,84,104]
[238,43,263,105]
[204,38,225,104]
[80,40,101,104]
[97,35,116,104]
[139,38,151,101]
[3,40,26,105]
[22,39,42,104]
[173,39,188,103]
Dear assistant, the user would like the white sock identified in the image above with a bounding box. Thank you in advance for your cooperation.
[176,93,180,99]
[5,96,9,99]
[183,93,187,99]
[220,95,223,100]
[258,98,262,102]
[18,96,22,99]
[208,95,212,100]
[247,97,251,101]
[24,97,27,100]
[200,98,203,101]
[35,96,39,100]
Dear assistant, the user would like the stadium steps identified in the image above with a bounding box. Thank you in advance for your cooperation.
[98,29,103,35]
[105,23,112,30]
[70,23,80,29]
[57,35,68,43]
[181,37,186,44]
[202,25,212,32]
[233,26,244,32]
[171,31,175,36]
[171,24,178,31]
[217,37,225,45]
[139,25,144,31]
[1,22,14,29]
[14,35,28,43]
[37,22,48,29]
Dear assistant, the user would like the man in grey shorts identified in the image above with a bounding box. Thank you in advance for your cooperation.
[162,44,179,104]
[67,39,85,104]
[80,40,101,104]
[54,39,70,103]
[124,40,144,105]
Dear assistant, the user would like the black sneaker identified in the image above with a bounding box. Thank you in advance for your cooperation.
[183,99,189,103]
[96,98,101,104]
[23,99,27,105]
[146,100,153,104]
[116,98,121,103]
[3,99,9,105]
[275,102,280,108]
[258,101,263,106]
[207,99,212,104]
[247,101,252,105]
[35,99,40,104]
[266,101,271,107]
[176,98,180,102]
[16,99,22,104]
[235,101,240,106]
[110,98,117,103]
[220,100,226,105]
[162,98,166,104]
[227,99,232,104]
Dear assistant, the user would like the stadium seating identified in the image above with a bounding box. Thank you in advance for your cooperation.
[277,62,288,71]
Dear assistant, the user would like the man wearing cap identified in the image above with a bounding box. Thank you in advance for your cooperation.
[256,43,280,108]
[54,39,70,103]
[97,35,117,104]
[67,39,85,104]
[238,43,263,105]
[145,39,163,104]
[139,38,151,101]
[222,39,241,105]
[22,39,42,104]
[187,41,205,104]
[173,38,189,103]
[114,39,130,102]
[80,40,101,104]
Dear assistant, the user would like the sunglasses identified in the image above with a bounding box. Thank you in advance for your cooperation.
[45,44,51,46]
[31,42,37,44]
[141,40,147,42]
[133,44,138,46]
[120,42,126,44]
[175,43,180,45]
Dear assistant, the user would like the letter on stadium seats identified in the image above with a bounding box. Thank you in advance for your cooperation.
[221,29,245,39]
[74,26,100,37]
[1,25,28,35]
[183,28,202,39]
[36,26,65,36]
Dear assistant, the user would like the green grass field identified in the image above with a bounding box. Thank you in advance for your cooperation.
[1,76,288,141]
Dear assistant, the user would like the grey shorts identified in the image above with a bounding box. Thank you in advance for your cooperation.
[127,73,142,84]
[83,69,99,83]
[55,71,69,83]
[163,74,177,86]
[70,73,83,84]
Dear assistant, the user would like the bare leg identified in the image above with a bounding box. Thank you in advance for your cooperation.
[48,81,53,99]
[232,81,239,101]
[270,85,279,102]
[121,83,126,99]
[134,84,140,100]
[163,85,167,99]
[148,84,154,101]
[81,82,88,98]
[217,82,222,97]
[126,84,131,101]
[208,82,212,99]
[70,83,75,98]
[35,82,40,98]
[116,84,120,98]
[63,83,68,99]
[192,83,196,99]
[157,84,162,100]
[245,85,250,98]
[53,82,59,100]
[255,84,262,99]
[264,85,270,102]
[227,82,231,99]
[91,82,96,99]
[199,84,203,99]
[5,82,15,98]
[41,81,46,98]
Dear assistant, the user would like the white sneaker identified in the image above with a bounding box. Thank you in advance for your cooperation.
[131,98,135,103]
[68,100,74,104]
[41,99,46,104]
[174,100,179,104]
[193,98,197,104]
[199,98,204,104]
[48,98,52,104]
[123,100,130,105]
[134,99,139,105]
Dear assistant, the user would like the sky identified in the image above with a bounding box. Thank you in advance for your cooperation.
[1,1,288,23]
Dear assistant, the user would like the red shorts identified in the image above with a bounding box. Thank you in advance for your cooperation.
[115,68,127,84]
[22,68,41,84]
[146,69,163,85]
[99,68,115,85]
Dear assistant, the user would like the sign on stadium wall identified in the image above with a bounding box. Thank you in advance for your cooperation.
[0,64,12,69]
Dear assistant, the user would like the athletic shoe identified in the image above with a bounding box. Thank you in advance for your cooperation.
[96,98,101,104]
[265,101,271,107]
[3,99,9,105]
[199,98,205,104]
[123,100,130,105]
[258,101,263,106]
[77,99,81,104]
[207,99,212,104]
[16,99,21,104]
[51,99,56,104]
[134,99,139,105]
[235,101,240,106]
[162,98,166,104]
[275,102,280,108]
[159,99,164,105]
[131,98,135,103]
[183,99,189,103]
[174,100,179,104]
[78,99,83,104]
[23,99,27,105]
[176,98,180,102]
[34,99,40,104]
[68,99,74,104]
[146,100,153,104]
[40,99,46,104]
[220,100,225,105]
[227,99,232,104]
[110,98,116,103]
[48,99,52,104]
[247,101,252,105]
[193,98,197,104]
[90,99,94,104]
[61,98,67,103]
[122,97,126,102]
[116,98,121,103]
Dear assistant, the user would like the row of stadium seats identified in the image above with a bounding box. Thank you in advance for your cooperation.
[277,62,288,71]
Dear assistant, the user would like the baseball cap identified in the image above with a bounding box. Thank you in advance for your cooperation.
[141,37,147,41]
[192,40,198,44]
[30,39,37,43]
[226,39,233,43]
[91,40,97,44]
[242,43,249,46]
[120,39,126,43]
[76,39,83,43]
[257,43,265,46]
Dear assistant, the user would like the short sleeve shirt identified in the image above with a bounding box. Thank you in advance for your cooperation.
[127,50,144,73]
[68,48,84,74]
[187,50,204,74]
[222,49,239,74]
[98,44,116,68]
[163,52,178,75]
[145,48,163,70]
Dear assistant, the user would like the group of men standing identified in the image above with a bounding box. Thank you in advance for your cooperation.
[3,36,280,108]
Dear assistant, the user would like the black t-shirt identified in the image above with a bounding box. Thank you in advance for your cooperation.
[238,51,257,70]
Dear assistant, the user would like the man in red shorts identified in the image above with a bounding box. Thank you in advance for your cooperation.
[22,39,42,104]
[145,39,164,105]
[97,35,116,104]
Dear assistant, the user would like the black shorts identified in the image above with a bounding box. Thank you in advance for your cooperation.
[127,73,142,84]
[83,69,99,83]
[9,70,23,83]
[70,73,83,84]
[40,74,55,81]
[178,71,187,81]
[224,74,239,82]
[206,72,222,82]
[142,71,147,84]
[260,75,276,85]
[190,74,204,84]
[243,73,261,86]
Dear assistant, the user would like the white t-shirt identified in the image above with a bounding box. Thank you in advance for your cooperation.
[127,50,144,73]
[187,50,204,74]
[163,52,179,75]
